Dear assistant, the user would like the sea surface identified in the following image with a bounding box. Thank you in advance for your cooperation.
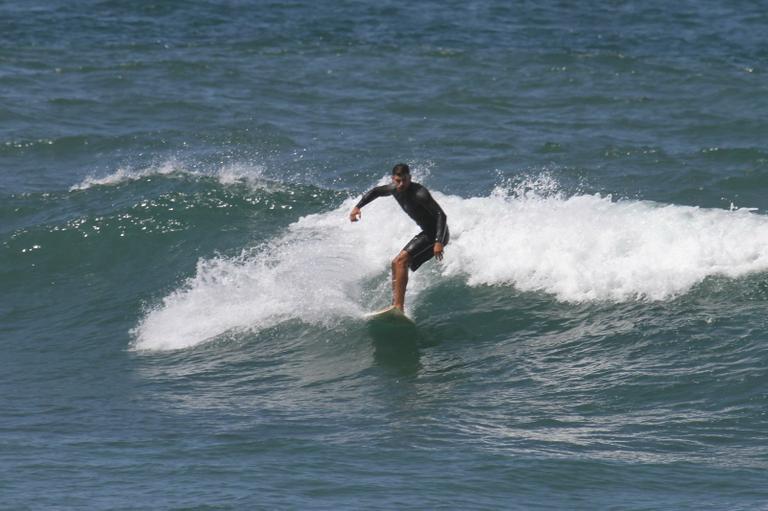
[2,1,768,509]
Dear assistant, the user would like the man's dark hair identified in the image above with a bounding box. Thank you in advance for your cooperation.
[392,163,410,177]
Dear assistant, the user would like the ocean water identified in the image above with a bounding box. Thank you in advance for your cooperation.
[2,1,768,509]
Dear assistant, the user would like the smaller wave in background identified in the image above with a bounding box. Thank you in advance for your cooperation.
[69,159,273,191]
[132,173,768,351]
[1,159,341,301]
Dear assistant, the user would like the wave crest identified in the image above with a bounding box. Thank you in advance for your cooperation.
[133,176,768,350]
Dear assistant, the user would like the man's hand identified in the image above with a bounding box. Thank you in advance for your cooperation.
[434,242,444,261]
[349,207,361,222]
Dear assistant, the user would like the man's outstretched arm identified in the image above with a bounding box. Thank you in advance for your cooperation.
[349,184,394,222]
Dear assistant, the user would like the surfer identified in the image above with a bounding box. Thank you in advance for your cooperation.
[349,163,449,311]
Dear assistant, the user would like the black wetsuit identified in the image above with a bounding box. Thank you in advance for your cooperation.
[356,182,449,271]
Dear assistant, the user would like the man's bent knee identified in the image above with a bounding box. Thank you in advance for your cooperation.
[392,251,410,269]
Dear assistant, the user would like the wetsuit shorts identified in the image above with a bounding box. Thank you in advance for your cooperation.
[403,228,450,271]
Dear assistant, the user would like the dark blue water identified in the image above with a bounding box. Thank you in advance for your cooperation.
[2,2,768,509]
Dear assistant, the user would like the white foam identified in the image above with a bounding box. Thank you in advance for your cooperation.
[133,176,768,351]
[442,187,768,301]
[214,163,270,187]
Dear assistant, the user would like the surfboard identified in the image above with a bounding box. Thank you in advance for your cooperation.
[365,305,418,342]
[365,305,415,325]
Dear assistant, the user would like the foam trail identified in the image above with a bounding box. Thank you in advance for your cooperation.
[133,177,768,351]
[132,191,416,351]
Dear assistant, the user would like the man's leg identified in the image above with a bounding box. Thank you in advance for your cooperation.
[391,250,410,311]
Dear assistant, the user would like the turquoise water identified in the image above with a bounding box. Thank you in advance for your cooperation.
[2,2,768,509]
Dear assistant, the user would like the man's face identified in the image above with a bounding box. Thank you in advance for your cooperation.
[393,173,411,192]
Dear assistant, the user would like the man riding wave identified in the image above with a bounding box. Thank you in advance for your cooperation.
[349,163,449,311]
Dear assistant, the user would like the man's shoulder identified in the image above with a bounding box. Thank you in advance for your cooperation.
[411,182,431,197]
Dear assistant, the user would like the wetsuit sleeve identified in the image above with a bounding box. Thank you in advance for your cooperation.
[355,184,394,209]
[416,187,448,244]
